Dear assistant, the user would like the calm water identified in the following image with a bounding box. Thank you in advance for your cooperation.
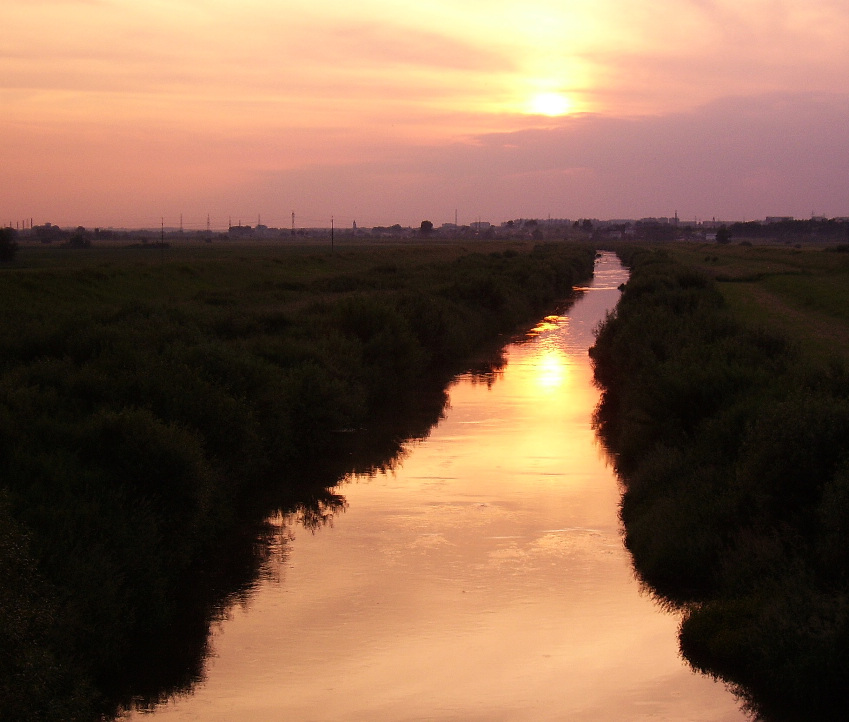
[130,253,746,721]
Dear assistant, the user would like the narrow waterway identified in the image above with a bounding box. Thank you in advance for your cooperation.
[130,253,746,721]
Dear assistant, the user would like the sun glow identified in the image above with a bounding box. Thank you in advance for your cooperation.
[529,92,573,116]
[534,347,569,391]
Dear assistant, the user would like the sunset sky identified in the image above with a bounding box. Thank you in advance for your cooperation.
[3,0,849,229]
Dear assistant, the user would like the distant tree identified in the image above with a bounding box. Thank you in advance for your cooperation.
[33,223,66,244]
[716,225,732,244]
[637,222,676,242]
[0,227,19,263]
[581,219,593,232]
[420,220,434,235]
[65,227,91,248]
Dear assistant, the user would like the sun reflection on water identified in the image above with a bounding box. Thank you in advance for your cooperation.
[527,314,561,335]
[534,346,569,392]
[524,315,572,393]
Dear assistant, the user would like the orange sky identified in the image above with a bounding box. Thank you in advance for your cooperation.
[3,1,849,228]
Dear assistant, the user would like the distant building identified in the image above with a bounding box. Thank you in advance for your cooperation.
[765,216,794,223]
[228,224,254,238]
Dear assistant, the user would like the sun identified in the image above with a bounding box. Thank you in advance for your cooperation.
[529,92,572,117]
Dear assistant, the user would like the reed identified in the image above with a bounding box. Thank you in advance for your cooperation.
[591,245,849,719]
[0,240,595,720]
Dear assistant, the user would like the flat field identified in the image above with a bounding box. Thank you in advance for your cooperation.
[5,238,527,308]
[670,243,849,362]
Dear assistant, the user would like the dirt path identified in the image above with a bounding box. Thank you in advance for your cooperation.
[721,280,849,362]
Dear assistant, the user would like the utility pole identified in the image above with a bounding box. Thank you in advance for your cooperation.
[331,215,334,255]
[291,211,295,237]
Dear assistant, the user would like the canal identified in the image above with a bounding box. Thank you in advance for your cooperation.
[129,252,746,721]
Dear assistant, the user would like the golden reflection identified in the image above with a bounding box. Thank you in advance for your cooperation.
[534,346,569,392]
[528,315,561,336]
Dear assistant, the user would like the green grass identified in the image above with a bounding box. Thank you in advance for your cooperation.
[670,243,849,363]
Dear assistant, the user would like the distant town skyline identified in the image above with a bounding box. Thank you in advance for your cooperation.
[12,214,847,238]
[3,1,849,228]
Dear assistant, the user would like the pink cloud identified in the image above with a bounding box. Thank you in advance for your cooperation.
[4,81,848,228]
[228,92,849,226]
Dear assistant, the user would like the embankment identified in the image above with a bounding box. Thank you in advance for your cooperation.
[590,246,849,720]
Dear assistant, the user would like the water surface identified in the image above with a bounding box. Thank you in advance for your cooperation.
[131,253,746,721]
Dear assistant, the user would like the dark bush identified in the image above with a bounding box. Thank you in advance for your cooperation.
[0,227,19,263]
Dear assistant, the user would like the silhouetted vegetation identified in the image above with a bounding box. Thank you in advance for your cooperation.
[591,246,849,720]
[0,241,594,720]
[716,225,732,244]
[729,218,849,244]
[63,226,93,249]
[0,228,18,263]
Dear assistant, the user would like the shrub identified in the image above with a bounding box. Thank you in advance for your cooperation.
[0,227,19,263]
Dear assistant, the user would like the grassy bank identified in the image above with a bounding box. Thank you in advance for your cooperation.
[590,244,849,720]
[0,240,595,720]
[671,243,849,363]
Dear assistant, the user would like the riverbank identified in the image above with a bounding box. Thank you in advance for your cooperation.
[590,244,849,720]
[0,241,595,720]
